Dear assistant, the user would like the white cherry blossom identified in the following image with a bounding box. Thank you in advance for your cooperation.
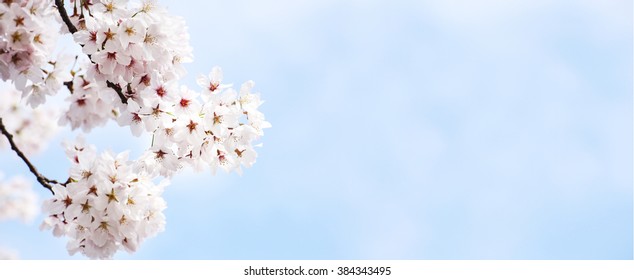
[0,247,18,260]
[0,174,38,223]
[0,85,58,154]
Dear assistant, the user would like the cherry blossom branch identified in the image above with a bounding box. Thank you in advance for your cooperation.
[55,0,77,33]
[0,118,56,194]
[55,0,129,104]
[106,81,129,104]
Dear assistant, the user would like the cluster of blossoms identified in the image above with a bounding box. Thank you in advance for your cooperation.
[0,173,38,223]
[132,70,272,177]
[0,85,58,154]
[1,0,270,259]
[40,138,168,259]
[73,0,192,85]
[63,0,192,132]
[58,0,271,178]
[0,0,70,107]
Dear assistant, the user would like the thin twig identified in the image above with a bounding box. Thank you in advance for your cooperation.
[0,118,57,194]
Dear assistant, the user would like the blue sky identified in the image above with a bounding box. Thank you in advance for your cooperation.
[0,0,632,259]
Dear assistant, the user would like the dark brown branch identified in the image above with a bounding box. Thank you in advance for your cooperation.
[63,80,74,93]
[55,0,129,104]
[55,0,78,34]
[107,81,128,104]
[0,118,57,194]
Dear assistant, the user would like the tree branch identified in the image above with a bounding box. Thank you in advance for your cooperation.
[107,81,128,104]
[63,80,74,93]
[55,0,129,104]
[0,118,58,194]
[55,0,77,34]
